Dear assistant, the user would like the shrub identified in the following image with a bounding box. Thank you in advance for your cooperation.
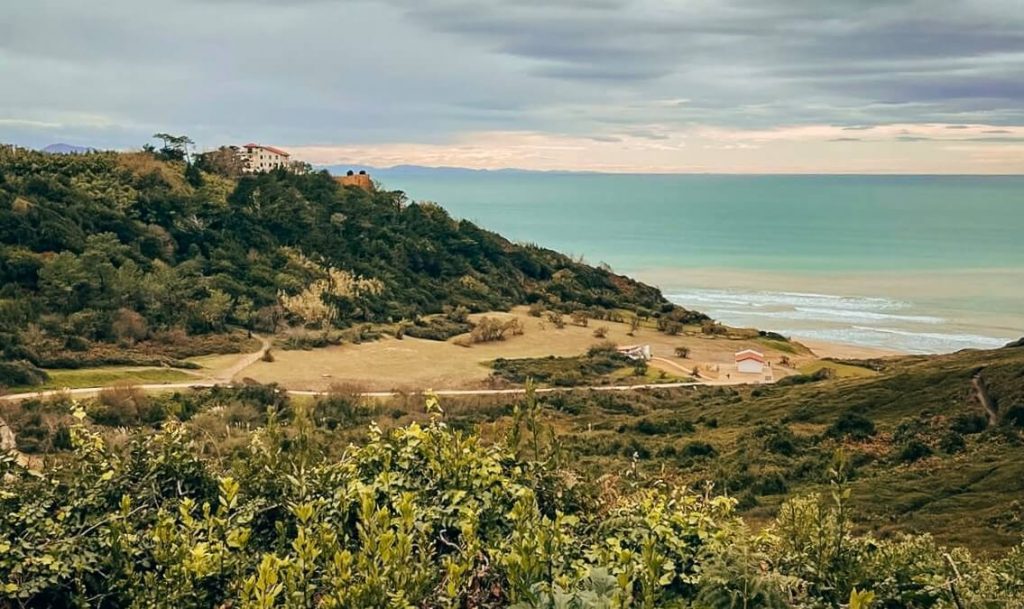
[593,326,609,339]
[658,319,683,335]
[528,302,544,317]
[950,412,988,434]
[111,308,149,344]
[312,384,372,430]
[680,440,717,459]
[776,367,835,386]
[587,340,619,357]
[674,346,690,358]
[468,316,524,344]
[752,472,788,495]
[443,304,470,323]
[88,384,165,426]
[897,439,933,463]
[939,431,966,454]
[826,412,876,440]
[0,360,49,387]
[570,311,589,327]
[260,349,274,362]
[634,417,695,435]
[701,321,727,335]
[546,311,566,329]
[1004,404,1024,428]
[404,317,473,341]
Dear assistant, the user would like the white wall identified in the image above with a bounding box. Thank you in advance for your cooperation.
[243,147,289,173]
[737,359,764,374]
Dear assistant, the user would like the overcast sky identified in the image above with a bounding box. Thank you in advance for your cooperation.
[2,0,1023,172]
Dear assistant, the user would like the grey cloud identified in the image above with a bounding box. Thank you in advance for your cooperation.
[958,136,1024,142]
[2,0,1023,152]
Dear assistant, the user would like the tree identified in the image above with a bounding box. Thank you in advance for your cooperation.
[152,133,195,162]
[196,146,246,178]
[192,289,233,332]
[233,296,256,337]
[675,346,690,358]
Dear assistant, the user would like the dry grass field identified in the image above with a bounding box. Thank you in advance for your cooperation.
[241,307,823,391]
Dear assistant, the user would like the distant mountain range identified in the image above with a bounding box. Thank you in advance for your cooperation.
[41,143,95,155]
[321,164,594,177]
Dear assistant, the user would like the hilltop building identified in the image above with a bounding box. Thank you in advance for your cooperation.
[337,169,374,191]
[735,349,765,374]
[238,143,291,173]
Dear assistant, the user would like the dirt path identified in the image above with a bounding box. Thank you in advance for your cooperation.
[210,334,271,383]
[2,379,715,403]
[972,371,999,425]
[650,357,696,376]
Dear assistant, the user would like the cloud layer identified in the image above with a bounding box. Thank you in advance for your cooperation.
[2,0,1022,172]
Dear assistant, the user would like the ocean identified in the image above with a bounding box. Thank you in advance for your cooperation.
[373,172,1024,354]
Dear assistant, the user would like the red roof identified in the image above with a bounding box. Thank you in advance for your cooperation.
[242,143,290,157]
[735,350,765,363]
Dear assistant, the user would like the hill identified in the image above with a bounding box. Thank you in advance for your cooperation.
[405,342,1024,552]
[2,389,1023,607]
[0,147,702,380]
[40,143,95,155]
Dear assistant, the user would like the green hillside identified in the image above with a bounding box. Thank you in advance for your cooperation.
[430,342,1024,552]
[0,148,701,380]
[2,389,1023,608]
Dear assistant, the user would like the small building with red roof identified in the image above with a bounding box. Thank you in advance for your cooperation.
[735,349,766,374]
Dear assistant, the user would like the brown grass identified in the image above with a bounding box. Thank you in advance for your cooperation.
[242,307,817,391]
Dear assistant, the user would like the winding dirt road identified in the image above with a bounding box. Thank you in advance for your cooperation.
[1,379,706,403]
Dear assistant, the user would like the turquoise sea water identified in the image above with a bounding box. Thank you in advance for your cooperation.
[376,172,1024,353]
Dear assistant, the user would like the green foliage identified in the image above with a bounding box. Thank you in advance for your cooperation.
[1,392,1023,608]
[775,367,835,387]
[492,350,632,386]
[0,360,49,387]
[1,148,687,368]
[403,316,473,341]
[826,412,876,440]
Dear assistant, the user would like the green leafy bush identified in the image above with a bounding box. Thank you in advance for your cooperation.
[1,400,1023,608]
[826,411,876,440]
[0,360,49,387]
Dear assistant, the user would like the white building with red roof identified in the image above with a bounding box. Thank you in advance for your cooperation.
[239,143,291,173]
[735,349,765,374]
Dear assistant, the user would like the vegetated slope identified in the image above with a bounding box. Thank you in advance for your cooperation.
[0,148,701,376]
[2,389,1023,608]
[433,342,1024,552]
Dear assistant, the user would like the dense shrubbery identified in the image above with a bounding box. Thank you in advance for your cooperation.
[403,317,473,341]
[491,350,632,386]
[1,148,693,373]
[2,400,1021,608]
[0,360,49,387]
[775,367,835,387]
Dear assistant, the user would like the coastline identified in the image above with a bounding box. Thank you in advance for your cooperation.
[794,337,906,360]
[642,267,1023,355]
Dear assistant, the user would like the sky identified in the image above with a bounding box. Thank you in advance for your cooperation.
[2,0,1023,173]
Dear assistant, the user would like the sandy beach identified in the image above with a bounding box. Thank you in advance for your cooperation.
[795,338,905,360]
